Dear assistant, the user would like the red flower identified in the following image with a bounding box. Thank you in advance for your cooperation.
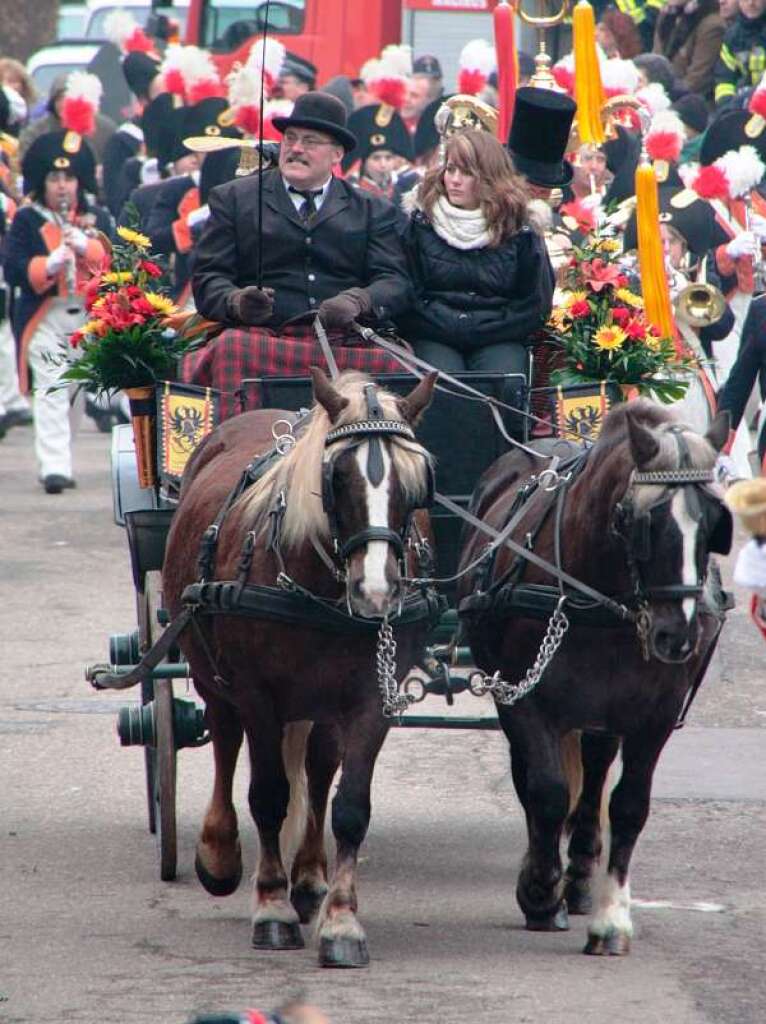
[616,274,629,288]
[70,330,83,348]
[138,259,162,278]
[582,259,622,293]
[612,306,630,325]
[569,299,590,318]
[560,199,596,234]
[625,318,646,340]
[84,276,102,310]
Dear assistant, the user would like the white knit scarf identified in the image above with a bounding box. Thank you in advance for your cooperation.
[429,195,492,250]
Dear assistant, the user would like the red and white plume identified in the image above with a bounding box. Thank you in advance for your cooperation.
[160,44,223,104]
[262,98,293,142]
[645,110,685,164]
[245,37,286,98]
[636,81,671,115]
[601,58,641,99]
[457,39,496,96]
[361,44,412,110]
[691,145,766,201]
[61,71,102,137]
[552,53,575,96]
[104,9,155,54]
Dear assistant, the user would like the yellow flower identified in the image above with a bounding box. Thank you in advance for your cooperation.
[565,290,588,306]
[645,333,662,351]
[144,292,177,316]
[117,225,151,248]
[81,320,102,336]
[595,237,621,253]
[102,271,133,285]
[615,287,643,308]
[594,325,626,350]
[548,306,571,331]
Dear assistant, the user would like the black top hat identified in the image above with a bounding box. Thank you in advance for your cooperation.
[280,52,317,86]
[700,107,766,165]
[141,92,175,160]
[343,103,414,171]
[622,185,730,257]
[413,55,443,79]
[122,51,161,100]
[508,87,575,188]
[271,91,357,152]
[22,129,97,197]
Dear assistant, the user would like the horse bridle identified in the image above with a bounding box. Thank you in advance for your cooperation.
[321,383,434,568]
[613,428,733,608]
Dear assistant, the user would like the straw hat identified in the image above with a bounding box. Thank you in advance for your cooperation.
[724,478,766,536]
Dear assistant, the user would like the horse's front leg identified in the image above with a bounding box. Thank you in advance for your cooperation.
[194,686,245,896]
[317,703,389,968]
[585,722,673,956]
[290,722,343,925]
[242,702,304,951]
[564,731,621,915]
[504,709,570,932]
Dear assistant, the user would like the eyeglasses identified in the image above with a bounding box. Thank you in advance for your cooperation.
[283,131,337,150]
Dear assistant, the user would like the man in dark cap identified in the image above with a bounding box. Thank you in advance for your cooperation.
[402,55,444,135]
[193,91,411,336]
[278,53,317,101]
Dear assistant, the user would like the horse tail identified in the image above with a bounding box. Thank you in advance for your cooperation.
[280,721,312,863]
[561,730,613,834]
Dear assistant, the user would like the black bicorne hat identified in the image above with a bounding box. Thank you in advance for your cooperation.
[199,142,279,203]
[622,185,730,258]
[123,51,161,100]
[141,92,175,160]
[343,102,413,172]
[413,96,444,159]
[182,97,242,145]
[700,107,766,165]
[156,104,190,169]
[508,86,576,188]
[271,91,357,152]
[21,129,97,197]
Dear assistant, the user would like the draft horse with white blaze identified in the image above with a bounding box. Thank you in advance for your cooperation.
[162,369,438,967]
[457,400,733,955]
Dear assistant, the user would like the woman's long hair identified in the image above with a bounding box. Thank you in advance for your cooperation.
[418,130,530,247]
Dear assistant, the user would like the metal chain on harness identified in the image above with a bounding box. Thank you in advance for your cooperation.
[467,596,570,707]
[376,619,416,718]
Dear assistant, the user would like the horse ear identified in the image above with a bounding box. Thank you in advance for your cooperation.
[626,410,660,468]
[400,372,437,426]
[705,410,731,453]
[310,366,349,423]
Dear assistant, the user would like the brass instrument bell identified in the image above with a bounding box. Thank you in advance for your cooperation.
[674,282,727,328]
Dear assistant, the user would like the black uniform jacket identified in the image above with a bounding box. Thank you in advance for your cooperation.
[102,123,143,217]
[145,174,198,299]
[396,211,554,350]
[717,295,766,431]
[192,169,412,330]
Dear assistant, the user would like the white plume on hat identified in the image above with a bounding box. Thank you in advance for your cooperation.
[601,58,641,95]
[360,44,412,109]
[104,9,140,48]
[457,39,496,95]
[717,145,766,198]
[636,81,670,114]
[246,37,287,82]
[64,70,103,109]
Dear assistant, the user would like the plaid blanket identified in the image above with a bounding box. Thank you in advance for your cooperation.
[180,325,406,420]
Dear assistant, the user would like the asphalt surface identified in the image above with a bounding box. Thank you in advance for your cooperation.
[1,418,764,1024]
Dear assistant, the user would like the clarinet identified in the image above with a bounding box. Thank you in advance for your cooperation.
[57,197,79,309]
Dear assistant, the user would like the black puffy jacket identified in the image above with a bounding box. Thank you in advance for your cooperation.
[396,210,554,351]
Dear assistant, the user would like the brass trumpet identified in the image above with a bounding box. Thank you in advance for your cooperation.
[674,282,727,328]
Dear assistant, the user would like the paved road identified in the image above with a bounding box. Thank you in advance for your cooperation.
[1,420,764,1024]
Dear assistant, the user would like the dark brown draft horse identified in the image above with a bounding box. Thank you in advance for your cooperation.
[457,400,732,955]
[163,369,436,967]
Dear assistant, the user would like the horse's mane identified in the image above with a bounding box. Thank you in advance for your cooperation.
[235,372,430,548]
[588,398,718,509]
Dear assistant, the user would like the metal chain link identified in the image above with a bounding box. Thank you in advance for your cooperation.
[376,619,416,718]
[467,597,570,707]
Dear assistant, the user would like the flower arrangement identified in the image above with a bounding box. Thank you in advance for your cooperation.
[57,226,204,396]
[545,235,691,404]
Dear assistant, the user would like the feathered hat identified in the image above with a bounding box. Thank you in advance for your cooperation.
[59,71,102,152]
[644,109,685,183]
[224,38,286,137]
[691,144,766,202]
[457,39,496,97]
[159,44,224,106]
[359,44,412,111]
[21,129,97,196]
[106,11,162,101]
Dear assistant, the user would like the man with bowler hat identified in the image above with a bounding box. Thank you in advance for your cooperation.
[192,91,411,333]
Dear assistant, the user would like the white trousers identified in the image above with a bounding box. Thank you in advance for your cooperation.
[27,298,85,479]
[0,317,29,416]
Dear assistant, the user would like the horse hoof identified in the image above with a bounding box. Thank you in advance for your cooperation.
[318,936,370,968]
[564,881,592,916]
[583,931,631,956]
[290,883,328,925]
[525,901,569,932]
[194,851,242,897]
[252,920,305,950]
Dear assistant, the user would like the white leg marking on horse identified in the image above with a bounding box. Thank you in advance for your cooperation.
[671,489,699,624]
[589,872,633,938]
[356,442,392,608]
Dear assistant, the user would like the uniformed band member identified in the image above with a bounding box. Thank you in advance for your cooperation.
[193,91,411,332]
[3,130,111,492]
[343,102,415,203]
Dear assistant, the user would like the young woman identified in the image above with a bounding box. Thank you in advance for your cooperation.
[397,129,554,376]
[3,130,111,493]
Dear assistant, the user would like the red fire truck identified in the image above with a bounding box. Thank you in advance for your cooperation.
[182,0,505,87]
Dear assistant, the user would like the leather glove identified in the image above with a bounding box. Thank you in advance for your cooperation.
[317,287,373,330]
[226,285,275,326]
[725,231,760,260]
[45,244,71,276]
[65,226,89,255]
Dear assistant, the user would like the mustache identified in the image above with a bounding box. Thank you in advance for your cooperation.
[286,155,310,165]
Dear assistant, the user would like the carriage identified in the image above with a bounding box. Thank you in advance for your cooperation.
[84,337,734,965]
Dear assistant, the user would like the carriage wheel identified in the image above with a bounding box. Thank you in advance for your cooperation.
[142,571,178,881]
[137,580,157,835]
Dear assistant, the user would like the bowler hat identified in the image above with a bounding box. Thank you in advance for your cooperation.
[508,87,575,188]
[271,91,357,152]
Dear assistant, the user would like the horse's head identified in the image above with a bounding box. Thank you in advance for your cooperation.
[312,368,436,619]
[611,403,732,664]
